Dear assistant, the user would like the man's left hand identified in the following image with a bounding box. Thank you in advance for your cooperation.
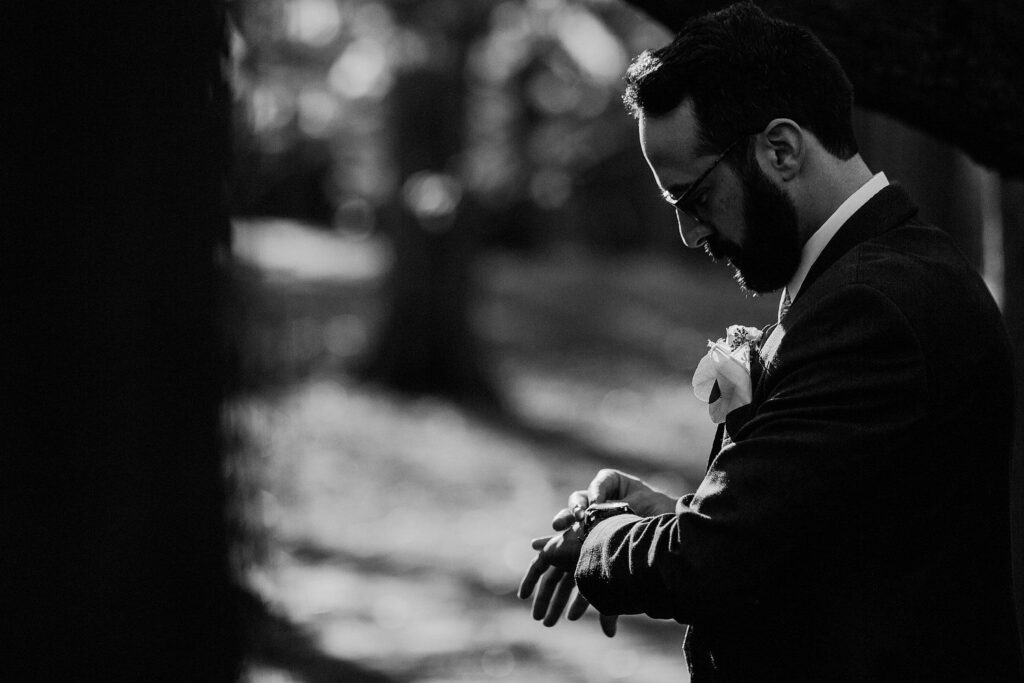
[550,469,676,531]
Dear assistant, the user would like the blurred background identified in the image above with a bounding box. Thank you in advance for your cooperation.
[221,1,1010,682]
[20,1,1019,682]
[224,3,735,681]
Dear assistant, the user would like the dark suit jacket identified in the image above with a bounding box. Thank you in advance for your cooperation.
[575,185,1022,681]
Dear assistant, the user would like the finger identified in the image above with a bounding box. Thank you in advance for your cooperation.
[566,590,589,621]
[517,554,548,599]
[551,507,575,531]
[567,490,589,516]
[587,469,622,505]
[600,613,618,637]
[543,572,576,627]
[532,567,564,620]
[531,535,553,550]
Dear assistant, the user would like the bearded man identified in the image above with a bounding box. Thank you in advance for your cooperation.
[520,4,1022,681]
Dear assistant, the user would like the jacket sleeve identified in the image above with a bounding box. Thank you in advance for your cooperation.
[574,283,929,623]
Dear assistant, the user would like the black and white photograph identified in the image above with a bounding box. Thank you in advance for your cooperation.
[14,1,1024,681]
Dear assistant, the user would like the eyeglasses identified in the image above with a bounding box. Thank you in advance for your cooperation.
[662,135,747,226]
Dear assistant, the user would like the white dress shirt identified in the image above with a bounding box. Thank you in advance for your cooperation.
[778,172,889,320]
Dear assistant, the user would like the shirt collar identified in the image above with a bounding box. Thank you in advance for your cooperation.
[785,172,889,301]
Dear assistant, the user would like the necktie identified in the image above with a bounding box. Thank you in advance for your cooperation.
[778,288,793,322]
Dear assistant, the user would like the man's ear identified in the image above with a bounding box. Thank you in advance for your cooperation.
[756,118,803,181]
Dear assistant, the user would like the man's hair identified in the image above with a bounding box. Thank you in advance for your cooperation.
[623,2,858,160]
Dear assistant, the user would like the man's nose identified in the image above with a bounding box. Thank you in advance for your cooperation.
[676,212,712,249]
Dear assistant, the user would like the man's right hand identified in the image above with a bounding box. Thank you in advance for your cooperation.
[518,533,619,636]
[551,469,677,531]
[534,469,676,636]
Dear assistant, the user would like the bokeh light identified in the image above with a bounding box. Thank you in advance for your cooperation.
[480,646,517,678]
[554,5,629,84]
[402,171,463,231]
[296,88,340,137]
[249,84,295,134]
[284,0,342,47]
[327,37,392,100]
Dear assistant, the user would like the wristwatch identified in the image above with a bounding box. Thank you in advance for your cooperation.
[579,501,634,541]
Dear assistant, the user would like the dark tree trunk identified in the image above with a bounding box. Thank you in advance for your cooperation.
[361,4,498,404]
[11,3,240,679]
[1002,178,1024,660]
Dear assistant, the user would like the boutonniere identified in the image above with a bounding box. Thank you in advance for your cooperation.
[692,325,763,424]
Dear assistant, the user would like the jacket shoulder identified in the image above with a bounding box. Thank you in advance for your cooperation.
[811,220,1000,334]
[795,219,1011,405]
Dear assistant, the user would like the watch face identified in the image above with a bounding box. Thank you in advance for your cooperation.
[585,501,633,528]
[589,502,632,514]
[580,502,634,540]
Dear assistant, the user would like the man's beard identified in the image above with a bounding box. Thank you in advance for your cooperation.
[704,160,802,295]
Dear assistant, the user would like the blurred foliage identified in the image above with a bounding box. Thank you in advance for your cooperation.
[228,0,675,249]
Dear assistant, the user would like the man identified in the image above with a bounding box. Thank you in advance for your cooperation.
[519,3,1022,681]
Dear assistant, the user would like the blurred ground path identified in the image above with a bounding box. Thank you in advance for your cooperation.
[229,219,777,682]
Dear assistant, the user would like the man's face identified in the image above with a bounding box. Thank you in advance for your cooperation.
[639,101,801,294]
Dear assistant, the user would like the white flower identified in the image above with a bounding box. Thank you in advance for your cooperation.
[692,325,762,424]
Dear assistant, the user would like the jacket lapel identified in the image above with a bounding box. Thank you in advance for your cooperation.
[796,183,919,303]
[709,186,917,462]
[758,322,784,370]
[756,185,918,371]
